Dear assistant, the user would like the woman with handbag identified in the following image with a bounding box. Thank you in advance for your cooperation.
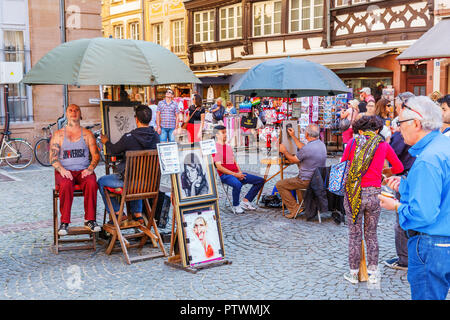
[341,99,360,147]
[341,115,403,285]
[184,94,205,143]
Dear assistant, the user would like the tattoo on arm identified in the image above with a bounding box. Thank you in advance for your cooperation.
[87,131,100,171]
[50,141,62,171]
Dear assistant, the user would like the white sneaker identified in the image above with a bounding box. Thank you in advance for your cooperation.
[368,271,378,284]
[233,205,244,214]
[241,201,256,210]
[343,271,359,284]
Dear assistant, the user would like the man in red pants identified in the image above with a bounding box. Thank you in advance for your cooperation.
[49,104,101,235]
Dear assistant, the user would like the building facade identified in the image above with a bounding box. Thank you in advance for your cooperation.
[184,0,448,101]
[1,0,102,143]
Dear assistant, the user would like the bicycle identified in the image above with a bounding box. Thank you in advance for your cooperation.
[34,121,57,167]
[0,131,34,169]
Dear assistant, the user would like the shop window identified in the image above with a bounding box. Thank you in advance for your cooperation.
[253,1,282,37]
[220,4,242,41]
[2,31,32,123]
[194,10,215,43]
[172,20,185,54]
[290,0,323,32]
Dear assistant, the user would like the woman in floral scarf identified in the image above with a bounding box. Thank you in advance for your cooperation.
[341,116,404,284]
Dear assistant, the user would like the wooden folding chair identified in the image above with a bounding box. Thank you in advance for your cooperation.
[102,150,167,264]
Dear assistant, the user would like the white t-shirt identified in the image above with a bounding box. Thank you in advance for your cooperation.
[149,104,157,128]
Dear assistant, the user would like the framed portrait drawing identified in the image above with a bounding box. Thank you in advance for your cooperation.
[174,142,218,205]
[177,202,225,267]
[100,101,141,153]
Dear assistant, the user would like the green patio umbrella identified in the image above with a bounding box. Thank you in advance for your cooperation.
[22,37,200,86]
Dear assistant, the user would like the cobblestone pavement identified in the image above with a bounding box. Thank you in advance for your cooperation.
[0,150,438,300]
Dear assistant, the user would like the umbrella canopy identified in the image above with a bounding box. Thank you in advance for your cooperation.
[22,37,200,86]
[230,57,349,97]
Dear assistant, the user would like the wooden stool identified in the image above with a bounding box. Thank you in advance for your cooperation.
[52,184,96,254]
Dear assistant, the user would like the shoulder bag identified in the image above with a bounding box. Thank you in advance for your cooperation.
[328,139,355,196]
[181,106,200,130]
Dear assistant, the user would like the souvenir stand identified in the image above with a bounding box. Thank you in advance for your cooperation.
[160,141,232,274]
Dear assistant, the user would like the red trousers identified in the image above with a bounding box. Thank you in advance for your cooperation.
[55,170,98,224]
[187,122,202,143]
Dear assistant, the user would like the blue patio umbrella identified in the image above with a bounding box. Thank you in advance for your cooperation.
[230,57,349,98]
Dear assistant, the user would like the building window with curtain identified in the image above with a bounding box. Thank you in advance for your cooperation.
[220,4,242,41]
[3,30,31,123]
[253,1,282,37]
[172,20,185,54]
[290,0,324,32]
[194,10,215,43]
[152,23,162,45]
[114,25,124,39]
[129,22,140,40]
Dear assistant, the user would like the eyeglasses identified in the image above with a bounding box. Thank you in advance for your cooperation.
[397,118,415,126]
[402,102,423,119]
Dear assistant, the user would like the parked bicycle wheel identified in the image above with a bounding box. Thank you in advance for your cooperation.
[34,138,51,167]
[3,139,34,169]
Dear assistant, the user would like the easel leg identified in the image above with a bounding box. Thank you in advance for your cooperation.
[359,239,368,282]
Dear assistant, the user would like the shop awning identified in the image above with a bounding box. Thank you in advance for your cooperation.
[219,49,391,74]
[397,17,450,61]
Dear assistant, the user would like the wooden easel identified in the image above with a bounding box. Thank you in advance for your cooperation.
[164,176,232,274]
[359,239,369,282]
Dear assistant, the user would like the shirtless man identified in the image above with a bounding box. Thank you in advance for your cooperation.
[49,104,101,235]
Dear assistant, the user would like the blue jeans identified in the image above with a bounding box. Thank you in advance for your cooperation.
[159,127,175,142]
[97,174,142,214]
[407,234,450,300]
[220,173,264,206]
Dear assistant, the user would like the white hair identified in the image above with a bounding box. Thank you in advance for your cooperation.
[402,96,442,131]
[216,97,223,103]
[306,124,320,138]
[395,92,414,105]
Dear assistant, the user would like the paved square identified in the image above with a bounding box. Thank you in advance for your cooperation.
[0,151,437,300]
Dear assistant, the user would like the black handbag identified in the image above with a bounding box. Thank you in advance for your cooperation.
[241,116,258,129]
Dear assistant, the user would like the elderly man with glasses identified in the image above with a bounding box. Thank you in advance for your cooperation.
[379,96,450,300]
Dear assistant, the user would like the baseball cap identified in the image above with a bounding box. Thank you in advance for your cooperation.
[166,89,174,95]
[360,87,371,95]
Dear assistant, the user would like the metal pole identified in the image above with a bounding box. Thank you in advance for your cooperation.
[60,0,68,116]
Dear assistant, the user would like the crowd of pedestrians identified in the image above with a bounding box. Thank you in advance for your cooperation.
[50,87,450,300]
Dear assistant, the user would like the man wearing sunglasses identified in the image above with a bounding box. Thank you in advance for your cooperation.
[379,96,450,300]
[437,94,450,137]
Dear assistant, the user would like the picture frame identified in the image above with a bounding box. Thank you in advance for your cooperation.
[173,142,218,205]
[177,201,225,267]
[100,101,141,154]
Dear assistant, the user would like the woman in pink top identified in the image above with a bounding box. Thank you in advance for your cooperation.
[341,116,403,285]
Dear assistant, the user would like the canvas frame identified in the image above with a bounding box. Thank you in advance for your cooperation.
[100,101,141,155]
[173,142,218,205]
[176,201,225,267]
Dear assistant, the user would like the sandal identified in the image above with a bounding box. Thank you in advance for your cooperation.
[132,213,145,224]
[107,213,128,225]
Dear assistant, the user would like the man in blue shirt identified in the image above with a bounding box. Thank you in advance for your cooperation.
[379,96,450,300]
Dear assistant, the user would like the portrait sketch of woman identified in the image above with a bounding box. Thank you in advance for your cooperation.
[179,151,210,199]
